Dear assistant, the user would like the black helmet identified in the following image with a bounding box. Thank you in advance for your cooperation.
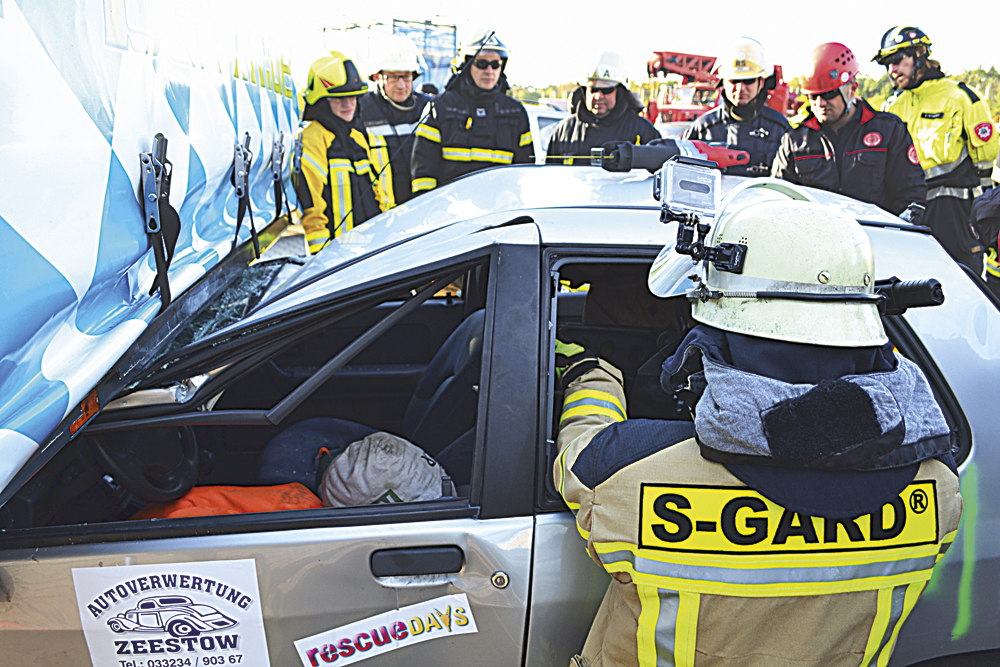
[873,26,932,64]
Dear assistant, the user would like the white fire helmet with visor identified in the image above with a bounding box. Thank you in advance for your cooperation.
[582,51,629,88]
[648,178,887,347]
[717,37,773,81]
[370,34,428,81]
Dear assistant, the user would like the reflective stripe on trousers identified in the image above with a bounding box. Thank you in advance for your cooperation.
[634,581,925,667]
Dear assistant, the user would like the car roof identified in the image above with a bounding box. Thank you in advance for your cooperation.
[263,166,911,310]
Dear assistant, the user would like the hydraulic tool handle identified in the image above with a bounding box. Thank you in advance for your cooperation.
[595,140,749,173]
[875,277,944,317]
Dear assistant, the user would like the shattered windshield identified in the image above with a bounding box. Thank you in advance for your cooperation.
[164,258,304,355]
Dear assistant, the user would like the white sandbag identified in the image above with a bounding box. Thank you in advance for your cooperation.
[320,432,444,507]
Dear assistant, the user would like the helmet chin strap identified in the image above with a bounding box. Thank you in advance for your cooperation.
[838,84,855,122]
[378,80,416,111]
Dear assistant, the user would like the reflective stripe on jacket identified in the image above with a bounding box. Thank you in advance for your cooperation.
[555,362,962,667]
[410,78,533,192]
[886,76,999,189]
[772,99,927,216]
[293,120,386,254]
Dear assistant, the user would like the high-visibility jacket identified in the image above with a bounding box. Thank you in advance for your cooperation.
[885,75,999,198]
[358,90,430,208]
[293,120,387,254]
[410,74,532,193]
[555,361,962,667]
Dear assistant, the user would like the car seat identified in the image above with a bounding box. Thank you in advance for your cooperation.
[257,309,486,491]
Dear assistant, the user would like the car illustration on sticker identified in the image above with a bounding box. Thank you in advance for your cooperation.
[106,596,238,638]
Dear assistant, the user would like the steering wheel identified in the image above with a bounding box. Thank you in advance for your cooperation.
[88,427,199,503]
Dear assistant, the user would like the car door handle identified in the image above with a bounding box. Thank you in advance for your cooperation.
[370,546,465,577]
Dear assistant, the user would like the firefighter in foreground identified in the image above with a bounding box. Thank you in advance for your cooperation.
[410,29,533,193]
[293,53,386,254]
[773,42,926,219]
[358,35,431,209]
[545,51,659,165]
[876,26,999,270]
[555,182,961,666]
[680,38,789,176]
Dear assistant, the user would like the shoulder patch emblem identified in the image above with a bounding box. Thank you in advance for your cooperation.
[863,132,882,147]
[975,122,994,142]
[908,145,920,165]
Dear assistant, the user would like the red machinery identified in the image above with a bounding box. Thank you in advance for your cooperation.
[645,51,799,123]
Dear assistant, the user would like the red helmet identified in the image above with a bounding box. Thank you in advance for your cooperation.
[801,43,859,95]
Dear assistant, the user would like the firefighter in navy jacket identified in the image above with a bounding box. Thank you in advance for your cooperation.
[410,29,532,193]
[773,43,925,220]
[681,38,790,176]
[556,186,961,667]
[546,51,659,165]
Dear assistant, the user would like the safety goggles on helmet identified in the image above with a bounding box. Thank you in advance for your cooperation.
[873,26,931,63]
[472,58,503,70]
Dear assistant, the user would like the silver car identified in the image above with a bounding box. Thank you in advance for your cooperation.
[1,165,998,666]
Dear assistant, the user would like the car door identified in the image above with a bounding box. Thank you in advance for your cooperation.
[0,221,542,667]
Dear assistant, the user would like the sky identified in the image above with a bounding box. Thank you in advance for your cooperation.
[174,0,998,90]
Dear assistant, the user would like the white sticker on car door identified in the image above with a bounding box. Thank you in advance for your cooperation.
[72,558,271,667]
[293,593,478,667]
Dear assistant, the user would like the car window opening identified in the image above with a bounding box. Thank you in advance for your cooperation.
[3,262,491,532]
[542,258,968,505]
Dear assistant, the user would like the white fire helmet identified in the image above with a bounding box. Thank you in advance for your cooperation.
[582,51,629,87]
[370,34,427,80]
[648,179,887,347]
[717,37,773,81]
[460,26,509,60]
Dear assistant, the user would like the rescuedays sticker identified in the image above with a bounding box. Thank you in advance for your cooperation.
[294,593,478,666]
[72,559,271,667]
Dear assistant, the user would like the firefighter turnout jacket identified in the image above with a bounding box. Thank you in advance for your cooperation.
[293,113,387,254]
[555,354,961,667]
[773,99,926,217]
[410,72,533,192]
[885,72,999,197]
[358,89,431,208]
[546,85,660,165]
[682,104,790,177]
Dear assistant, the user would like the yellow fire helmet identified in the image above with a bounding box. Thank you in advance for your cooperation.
[717,37,772,81]
[303,51,367,107]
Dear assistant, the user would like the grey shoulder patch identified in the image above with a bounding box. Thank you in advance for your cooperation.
[571,419,695,489]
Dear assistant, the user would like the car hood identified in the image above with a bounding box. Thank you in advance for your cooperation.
[0,4,298,493]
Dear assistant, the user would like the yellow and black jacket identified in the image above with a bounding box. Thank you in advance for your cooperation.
[885,73,999,197]
[293,108,387,254]
[358,89,431,208]
[410,73,532,193]
[555,346,961,667]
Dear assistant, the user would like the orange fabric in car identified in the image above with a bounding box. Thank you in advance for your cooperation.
[131,483,323,519]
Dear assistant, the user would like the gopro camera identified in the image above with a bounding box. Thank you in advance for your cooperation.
[656,156,721,218]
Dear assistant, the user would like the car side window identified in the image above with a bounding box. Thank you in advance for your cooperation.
[3,260,492,532]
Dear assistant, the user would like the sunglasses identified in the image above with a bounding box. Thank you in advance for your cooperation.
[473,59,503,70]
[807,89,841,101]
[880,52,907,67]
[588,85,616,95]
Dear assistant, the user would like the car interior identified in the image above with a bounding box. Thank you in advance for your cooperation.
[0,254,971,534]
[1,259,490,531]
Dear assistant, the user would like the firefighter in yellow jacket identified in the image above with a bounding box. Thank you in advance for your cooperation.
[876,26,999,269]
[293,53,387,254]
[555,185,961,667]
